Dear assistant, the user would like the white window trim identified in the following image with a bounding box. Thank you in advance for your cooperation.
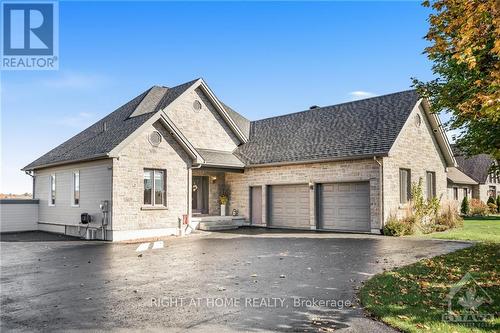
[71,170,80,207]
[48,174,56,206]
[143,169,167,208]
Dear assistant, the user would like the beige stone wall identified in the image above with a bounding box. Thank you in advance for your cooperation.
[112,121,191,232]
[225,159,381,231]
[166,87,240,151]
[382,104,448,221]
[447,183,473,208]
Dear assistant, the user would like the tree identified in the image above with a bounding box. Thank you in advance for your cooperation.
[496,195,500,213]
[412,0,499,164]
[461,196,469,216]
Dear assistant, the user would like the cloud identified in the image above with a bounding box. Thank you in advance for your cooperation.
[39,72,110,89]
[349,91,377,101]
[55,112,95,128]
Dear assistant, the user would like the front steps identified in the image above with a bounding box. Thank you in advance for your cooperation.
[191,216,247,231]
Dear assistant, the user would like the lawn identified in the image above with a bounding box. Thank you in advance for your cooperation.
[424,216,500,243]
[360,216,500,332]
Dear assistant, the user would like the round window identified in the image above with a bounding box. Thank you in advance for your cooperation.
[193,100,202,111]
[148,131,162,146]
[415,114,422,128]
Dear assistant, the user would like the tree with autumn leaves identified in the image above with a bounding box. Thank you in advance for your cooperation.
[413,0,499,164]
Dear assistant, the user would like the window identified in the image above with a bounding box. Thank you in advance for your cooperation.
[144,169,166,206]
[49,174,56,206]
[489,186,497,198]
[426,171,436,199]
[463,188,468,199]
[453,187,458,200]
[399,169,411,204]
[72,171,80,206]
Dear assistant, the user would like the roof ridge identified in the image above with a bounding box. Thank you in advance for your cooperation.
[251,89,418,124]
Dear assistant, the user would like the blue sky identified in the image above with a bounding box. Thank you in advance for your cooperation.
[1,0,438,193]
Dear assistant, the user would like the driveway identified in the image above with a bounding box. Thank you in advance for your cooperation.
[0,229,471,332]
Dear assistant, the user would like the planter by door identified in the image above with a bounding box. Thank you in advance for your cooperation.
[220,204,226,216]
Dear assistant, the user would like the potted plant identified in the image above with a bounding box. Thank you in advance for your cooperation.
[219,185,230,216]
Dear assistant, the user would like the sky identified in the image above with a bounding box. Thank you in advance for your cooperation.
[1,0,440,194]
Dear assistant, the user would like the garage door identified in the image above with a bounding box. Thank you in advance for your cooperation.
[319,182,370,232]
[269,184,310,228]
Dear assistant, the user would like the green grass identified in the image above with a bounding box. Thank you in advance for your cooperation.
[360,243,500,332]
[360,216,500,332]
[425,216,500,242]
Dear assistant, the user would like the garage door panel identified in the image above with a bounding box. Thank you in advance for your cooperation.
[270,184,310,228]
[319,182,370,232]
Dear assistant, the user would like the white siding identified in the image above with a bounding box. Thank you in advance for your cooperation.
[0,201,39,232]
[34,159,112,234]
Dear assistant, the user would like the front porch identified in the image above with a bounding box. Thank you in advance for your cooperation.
[190,165,246,231]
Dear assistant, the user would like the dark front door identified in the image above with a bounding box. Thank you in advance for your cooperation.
[192,176,209,214]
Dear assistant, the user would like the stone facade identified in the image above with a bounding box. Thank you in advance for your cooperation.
[166,87,240,151]
[447,183,473,208]
[382,104,448,220]
[111,121,192,237]
[225,159,382,232]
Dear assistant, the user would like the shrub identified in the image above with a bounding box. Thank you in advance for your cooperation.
[486,197,496,213]
[497,195,500,213]
[436,200,463,231]
[383,215,414,236]
[469,199,489,216]
[460,196,470,215]
[487,203,497,214]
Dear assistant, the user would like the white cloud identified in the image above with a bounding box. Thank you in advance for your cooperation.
[40,72,110,89]
[349,91,377,101]
[55,112,95,128]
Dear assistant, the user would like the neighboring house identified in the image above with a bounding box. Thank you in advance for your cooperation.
[446,167,477,205]
[451,147,499,203]
[22,78,456,241]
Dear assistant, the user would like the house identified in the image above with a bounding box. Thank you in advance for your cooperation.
[446,167,477,205]
[22,78,456,241]
[448,147,499,203]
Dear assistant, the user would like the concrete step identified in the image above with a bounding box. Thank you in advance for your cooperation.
[198,219,238,227]
[199,224,239,231]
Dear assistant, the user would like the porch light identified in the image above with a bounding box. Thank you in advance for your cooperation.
[211,176,217,183]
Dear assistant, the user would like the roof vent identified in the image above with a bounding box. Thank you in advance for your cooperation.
[309,105,320,110]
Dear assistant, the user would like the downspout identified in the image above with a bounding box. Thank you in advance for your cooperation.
[24,170,35,199]
[373,156,384,234]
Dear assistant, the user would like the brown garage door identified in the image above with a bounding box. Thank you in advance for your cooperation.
[269,184,310,228]
[319,182,370,232]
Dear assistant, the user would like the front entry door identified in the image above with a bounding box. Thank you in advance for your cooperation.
[192,176,209,214]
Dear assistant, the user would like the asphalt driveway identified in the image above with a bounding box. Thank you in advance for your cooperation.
[0,229,471,332]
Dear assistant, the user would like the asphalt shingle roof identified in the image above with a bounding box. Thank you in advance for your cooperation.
[23,80,197,170]
[452,145,495,183]
[234,90,420,165]
[196,149,245,168]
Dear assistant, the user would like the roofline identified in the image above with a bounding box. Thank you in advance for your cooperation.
[421,98,457,167]
[158,114,205,164]
[242,153,388,168]
[388,98,456,168]
[22,154,110,171]
[251,89,417,124]
[196,79,248,143]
